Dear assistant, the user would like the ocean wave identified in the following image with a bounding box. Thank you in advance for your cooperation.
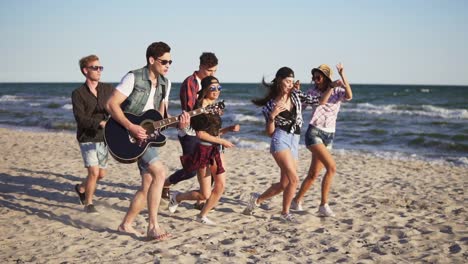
[168,99,181,105]
[343,103,468,119]
[62,104,73,110]
[224,100,250,106]
[225,135,269,150]
[230,114,264,123]
[0,95,26,102]
[334,149,468,167]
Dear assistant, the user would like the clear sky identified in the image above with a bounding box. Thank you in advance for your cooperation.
[0,0,467,85]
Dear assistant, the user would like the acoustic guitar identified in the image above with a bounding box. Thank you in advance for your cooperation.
[104,101,225,163]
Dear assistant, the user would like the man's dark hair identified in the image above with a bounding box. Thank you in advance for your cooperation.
[146,42,171,64]
[199,52,218,68]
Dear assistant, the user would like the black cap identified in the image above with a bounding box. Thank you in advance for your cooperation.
[198,76,219,94]
[275,67,294,79]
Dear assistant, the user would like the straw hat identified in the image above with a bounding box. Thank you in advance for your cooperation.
[311,64,333,81]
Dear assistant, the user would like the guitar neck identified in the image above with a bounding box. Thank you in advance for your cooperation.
[153,108,206,129]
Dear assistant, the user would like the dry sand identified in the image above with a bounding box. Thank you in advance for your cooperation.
[0,127,466,263]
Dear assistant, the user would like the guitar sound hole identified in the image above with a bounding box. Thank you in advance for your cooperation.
[141,120,160,139]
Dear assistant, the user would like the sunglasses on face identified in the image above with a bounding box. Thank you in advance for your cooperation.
[209,85,222,92]
[312,75,322,81]
[87,66,104,71]
[156,59,173,65]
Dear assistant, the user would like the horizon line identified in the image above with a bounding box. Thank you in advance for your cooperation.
[0,81,467,87]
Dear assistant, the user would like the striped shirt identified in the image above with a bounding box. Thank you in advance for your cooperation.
[262,89,320,134]
[306,87,347,133]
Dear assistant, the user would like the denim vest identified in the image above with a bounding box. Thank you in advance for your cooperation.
[122,66,167,115]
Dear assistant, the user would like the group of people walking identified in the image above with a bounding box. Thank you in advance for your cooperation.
[71,41,352,240]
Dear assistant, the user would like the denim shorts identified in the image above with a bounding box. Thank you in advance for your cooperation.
[304,125,334,149]
[79,142,108,168]
[137,146,160,175]
[270,128,300,159]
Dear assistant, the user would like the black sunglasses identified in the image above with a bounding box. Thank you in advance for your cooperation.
[312,75,322,81]
[157,59,173,65]
[87,66,104,71]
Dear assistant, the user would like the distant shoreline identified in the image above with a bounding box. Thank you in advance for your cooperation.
[1,82,468,87]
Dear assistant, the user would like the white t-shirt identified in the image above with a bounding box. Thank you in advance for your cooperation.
[116,72,172,112]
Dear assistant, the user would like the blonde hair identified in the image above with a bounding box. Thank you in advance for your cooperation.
[79,55,99,75]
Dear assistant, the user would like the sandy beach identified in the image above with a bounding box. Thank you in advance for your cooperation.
[0,127,466,263]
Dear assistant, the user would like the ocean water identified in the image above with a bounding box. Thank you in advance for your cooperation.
[0,82,467,166]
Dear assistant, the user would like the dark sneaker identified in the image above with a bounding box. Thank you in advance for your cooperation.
[74,184,86,205]
[162,186,170,200]
[84,204,98,214]
[193,202,205,210]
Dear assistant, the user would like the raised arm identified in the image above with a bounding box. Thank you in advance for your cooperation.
[297,90,320,107]
[336,63,352,101]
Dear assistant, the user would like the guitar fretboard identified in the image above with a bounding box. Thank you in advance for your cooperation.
[153,108,206,129]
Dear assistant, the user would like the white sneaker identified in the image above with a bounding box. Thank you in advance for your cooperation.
[280,213,299,223]
[168,191,180,213]
[318,204,336,217]
[291,200,304,211]
[243,192,260,215]
[196,215,216,225]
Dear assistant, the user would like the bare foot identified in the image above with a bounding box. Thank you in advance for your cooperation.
[147,226,172,241]
[117,224,144,237]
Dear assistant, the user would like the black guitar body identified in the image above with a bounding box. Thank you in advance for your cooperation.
[104,109,166,163]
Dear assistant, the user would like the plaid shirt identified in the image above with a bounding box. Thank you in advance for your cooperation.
[306,87,346,133]
[262,89,320,134]
[179,71,200,111]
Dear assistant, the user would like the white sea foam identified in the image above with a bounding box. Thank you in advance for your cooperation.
[169,99,181,105]
[224,100,250,106]
[231,114,263,123]
[343,103,468,119]
[333,148,468,167]
[62,104,73,110]
[0,95,25,102]
[226,136,269,150]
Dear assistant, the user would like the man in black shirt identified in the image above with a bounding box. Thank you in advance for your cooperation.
[71,54,114,213]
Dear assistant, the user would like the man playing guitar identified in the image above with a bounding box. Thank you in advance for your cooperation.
[106,41,190,241]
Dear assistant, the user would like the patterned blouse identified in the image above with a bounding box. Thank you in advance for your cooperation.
[261,89,320,134]
[306,87,347,133]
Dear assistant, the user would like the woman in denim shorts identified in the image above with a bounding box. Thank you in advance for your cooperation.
[291,63,353,217]
[244,67,321,222]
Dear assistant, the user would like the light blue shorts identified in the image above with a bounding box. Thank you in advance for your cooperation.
[270,128,300,159]
[305,125,334,150]
[137,146,160,175]
[79,142,108,168]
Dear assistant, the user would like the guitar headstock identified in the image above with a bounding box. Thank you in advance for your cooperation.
[204,100,225,115]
